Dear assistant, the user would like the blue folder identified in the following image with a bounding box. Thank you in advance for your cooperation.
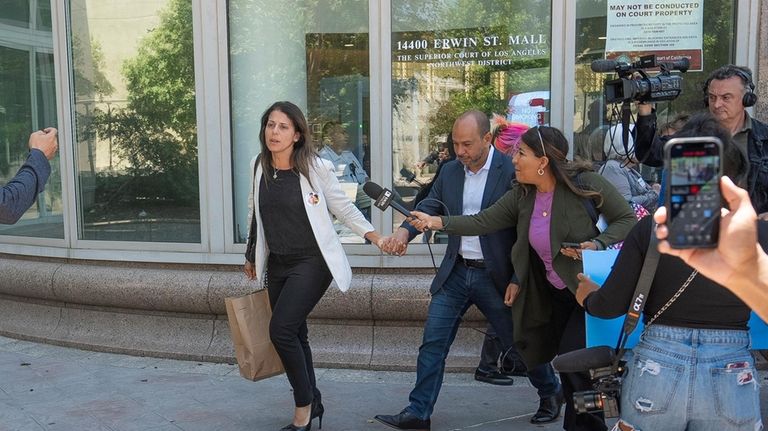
[582,250,768,349]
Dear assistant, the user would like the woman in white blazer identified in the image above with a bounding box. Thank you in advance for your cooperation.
[243,101,390,431]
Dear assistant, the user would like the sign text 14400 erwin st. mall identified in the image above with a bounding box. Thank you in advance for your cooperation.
[393,29,549,68]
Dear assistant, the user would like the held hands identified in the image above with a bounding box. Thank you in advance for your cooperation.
[575,273,599,307]
[408,210,443,232]
[378,235,408,256]
[379,228,410,256]
[369,229,408,256]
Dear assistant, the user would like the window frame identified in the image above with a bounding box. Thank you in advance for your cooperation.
[0,0,757,265]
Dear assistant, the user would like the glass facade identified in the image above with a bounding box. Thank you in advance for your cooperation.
[69,0,200,243]
[390,0,552,238]
[0,0,754,261]
[0,0,63,238]
[228,0,371,245]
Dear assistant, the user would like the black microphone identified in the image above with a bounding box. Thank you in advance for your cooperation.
[363,182,412,218]
[552,346,616,373]
[399,167,425,187]
[590,59,619,73]
[661,57,690,73]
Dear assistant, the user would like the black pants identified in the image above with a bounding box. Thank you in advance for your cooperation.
[550,286,607,431]
[267,253,333,407]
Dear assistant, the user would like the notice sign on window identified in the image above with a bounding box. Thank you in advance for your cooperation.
[392,27,549,68]
[605,0,703,71]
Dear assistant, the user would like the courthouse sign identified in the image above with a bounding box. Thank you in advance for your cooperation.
[392,27,550,68]
[605,0,703,71]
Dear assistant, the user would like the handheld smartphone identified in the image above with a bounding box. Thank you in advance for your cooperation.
[663,136,722,248]
[561,242,582,249]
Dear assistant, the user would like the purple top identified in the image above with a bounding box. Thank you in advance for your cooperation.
[529,191,567,290]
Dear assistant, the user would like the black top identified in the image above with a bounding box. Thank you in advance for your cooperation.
[584,216,760,330]
[259,169,321,256]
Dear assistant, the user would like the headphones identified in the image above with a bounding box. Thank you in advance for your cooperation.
[703,67,757,108]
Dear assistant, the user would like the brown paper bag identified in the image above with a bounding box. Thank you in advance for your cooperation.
[225,290,284,381]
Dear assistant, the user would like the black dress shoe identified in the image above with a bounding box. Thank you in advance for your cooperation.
[374,410,431,430]
[474,369,515,386]
[530,393,564,424]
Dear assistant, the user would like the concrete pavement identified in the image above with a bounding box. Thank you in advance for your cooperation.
[0,336,765,431]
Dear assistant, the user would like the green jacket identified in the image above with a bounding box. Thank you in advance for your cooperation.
[442,172,636,367]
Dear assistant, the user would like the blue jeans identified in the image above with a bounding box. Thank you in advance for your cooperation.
[616,325,762,431]
[406,263,561,420]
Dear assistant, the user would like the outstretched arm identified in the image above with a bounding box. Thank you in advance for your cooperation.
[0,129,57,224]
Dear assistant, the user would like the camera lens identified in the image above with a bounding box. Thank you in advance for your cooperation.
[573,391,604,414]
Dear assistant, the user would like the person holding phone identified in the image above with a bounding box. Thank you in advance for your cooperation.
[655,175,768,322]
[575,113,761,431]
[408,126,636,431]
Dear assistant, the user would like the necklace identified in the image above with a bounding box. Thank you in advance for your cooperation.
[537,191,553,217]
[272,165,288,179]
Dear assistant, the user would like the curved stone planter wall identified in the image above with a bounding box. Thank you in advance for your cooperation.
[0,255,488,371]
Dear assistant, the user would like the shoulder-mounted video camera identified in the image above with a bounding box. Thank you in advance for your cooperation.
[592,54,690,104]
[552,346,624,417]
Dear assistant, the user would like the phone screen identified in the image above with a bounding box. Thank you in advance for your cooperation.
[664,137,722,248]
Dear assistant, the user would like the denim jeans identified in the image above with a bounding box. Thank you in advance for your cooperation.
[615,325,762,431]
[406,263,561,420]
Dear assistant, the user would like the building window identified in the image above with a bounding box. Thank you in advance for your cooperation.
[391,1,553,237]
[68,0,200,243]
[0,0,63,238]
[229,0,371,244]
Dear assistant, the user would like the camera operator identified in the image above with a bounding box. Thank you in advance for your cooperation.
[634,64,768,216]
[575,113,763,431]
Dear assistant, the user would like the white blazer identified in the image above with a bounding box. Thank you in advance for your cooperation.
[247,156,374,292]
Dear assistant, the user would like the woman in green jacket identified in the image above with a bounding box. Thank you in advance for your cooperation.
[409,126,636,431]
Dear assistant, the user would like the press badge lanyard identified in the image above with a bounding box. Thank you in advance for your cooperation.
[611,225,701,373]
[612,227,661,369]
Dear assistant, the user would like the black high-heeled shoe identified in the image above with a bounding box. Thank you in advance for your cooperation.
[279,421,311,431]
[311,395,324,429]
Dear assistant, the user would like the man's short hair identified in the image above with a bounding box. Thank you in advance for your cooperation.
[702,65,757,107]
